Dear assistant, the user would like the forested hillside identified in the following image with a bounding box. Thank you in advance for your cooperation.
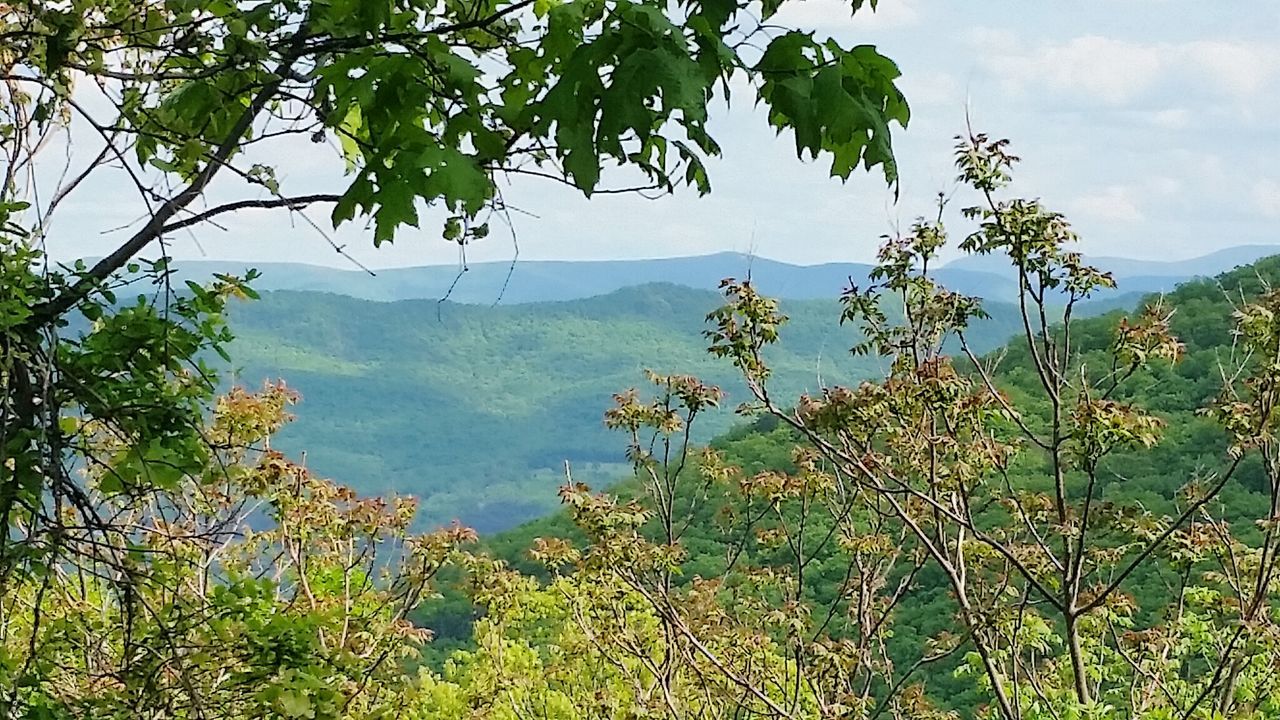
[224,283,1127,531]
[474,254,1280,711]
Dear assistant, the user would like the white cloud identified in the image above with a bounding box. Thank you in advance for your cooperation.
[979,35,1166,105]
[965,26,1020,49]
[1253,179,1280,218]
[1148,108,1191,129]
[1186,41,1280,99]
[1146,175,1182,196]
[1166,149,1228,186]
[898,71,962,108]
[973,34,1280,107]
[1068,186,1144,222]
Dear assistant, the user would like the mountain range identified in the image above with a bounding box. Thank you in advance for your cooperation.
[172,244,1280,305]
[192,245,1280,533]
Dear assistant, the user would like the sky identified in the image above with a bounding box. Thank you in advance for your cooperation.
[40,1,1280,269]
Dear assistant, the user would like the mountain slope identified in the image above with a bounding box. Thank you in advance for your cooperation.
[227,284,877,531]
[493,256,1280,547]
[225,281,1127,532]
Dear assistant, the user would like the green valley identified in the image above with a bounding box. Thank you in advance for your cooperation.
[224,282,1124,531]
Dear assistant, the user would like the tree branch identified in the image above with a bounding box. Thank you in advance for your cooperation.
[30,26,314,325]
[158,194,342,235]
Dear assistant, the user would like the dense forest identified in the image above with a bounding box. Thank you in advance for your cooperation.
[224,284,1144,530]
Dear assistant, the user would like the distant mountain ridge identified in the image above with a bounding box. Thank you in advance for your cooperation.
[169,245,1280,305]
[941,244,1280,279]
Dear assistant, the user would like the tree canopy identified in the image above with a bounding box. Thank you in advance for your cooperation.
[4,0,908,300]
[7,116,1280,716]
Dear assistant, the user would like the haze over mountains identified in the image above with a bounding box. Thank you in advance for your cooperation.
[173,244,1280,305]
[941,245,1280,278]
[206,245,1280,533]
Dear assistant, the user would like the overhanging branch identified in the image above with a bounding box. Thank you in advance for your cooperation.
[160,194,342,235]
[28,27,314,325]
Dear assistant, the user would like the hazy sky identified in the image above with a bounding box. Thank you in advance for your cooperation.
[41,2,1280,269]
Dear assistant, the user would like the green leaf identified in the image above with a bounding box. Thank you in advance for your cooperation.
[755,33,907,185]
[337,104,364,173]
[373,181,420,245]
[277,690,313,719]
[534,0,561,18]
